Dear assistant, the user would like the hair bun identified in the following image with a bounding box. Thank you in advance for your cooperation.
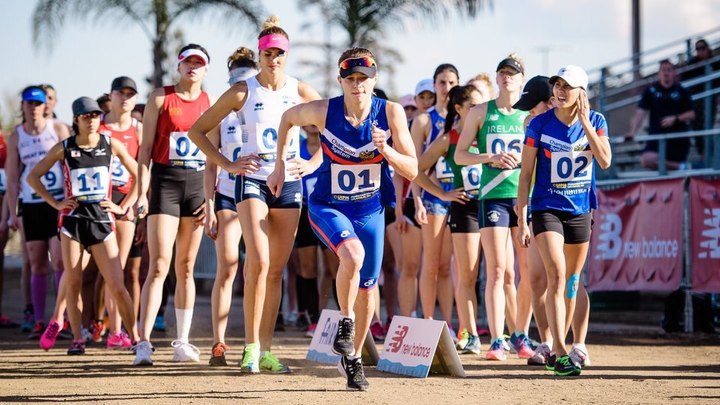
[262,15,281,30]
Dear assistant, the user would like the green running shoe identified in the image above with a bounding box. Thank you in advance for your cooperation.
[553,354,581,377]
[260,351,291,374]
[240,343,260,374]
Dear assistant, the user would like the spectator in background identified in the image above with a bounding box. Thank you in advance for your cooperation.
[399,94,418,123]
[97,93,111,115]
[626,59,695,170]
[681,38,718,159]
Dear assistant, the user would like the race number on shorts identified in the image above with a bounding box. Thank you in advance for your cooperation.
[550,150,593,183]
[330,163,381,201]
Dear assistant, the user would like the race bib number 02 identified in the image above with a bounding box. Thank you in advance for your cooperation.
[330,163,381,201]
[70,166,110,201]
[461,164,482,195]
[551,150,593,183]
[169,131,206,166]
[486,133,523,155]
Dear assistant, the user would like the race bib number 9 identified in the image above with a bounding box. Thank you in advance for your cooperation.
[70,166,110,201]
[435,157,453,182]
[461,164,482,195]
[551,150,593,183]
[169,131,206,166]
[331,163,381,201]
[486,133,523,155]
[111,157,130,187]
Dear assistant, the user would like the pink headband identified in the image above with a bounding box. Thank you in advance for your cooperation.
[258,34,289,52]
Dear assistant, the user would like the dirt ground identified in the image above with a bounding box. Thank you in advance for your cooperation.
[0,267,719,404]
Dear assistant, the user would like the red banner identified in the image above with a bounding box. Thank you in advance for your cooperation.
[690,177,720,292]
[588,179,684,291]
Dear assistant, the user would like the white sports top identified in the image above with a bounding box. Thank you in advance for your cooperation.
[237,75,300,181]
[17,120,65,203]
[216,112,242,198]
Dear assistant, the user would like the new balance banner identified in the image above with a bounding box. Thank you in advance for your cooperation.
[588,179,684,291]
[690,177,720,292]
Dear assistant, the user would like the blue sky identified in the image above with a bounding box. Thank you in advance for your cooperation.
[1,0,718,125]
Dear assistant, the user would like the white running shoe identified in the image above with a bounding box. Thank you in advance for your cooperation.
[527,342,551,366]
[133,341,154,366]
[171,340,200,362]
[569,343,591,367]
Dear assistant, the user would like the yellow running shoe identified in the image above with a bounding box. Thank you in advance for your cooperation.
[260,351,291,373]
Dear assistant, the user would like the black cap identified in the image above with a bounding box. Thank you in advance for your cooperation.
[496,57,524,75]
[111,76,137,92]
[72,97,103,116]
[513,76,552,111]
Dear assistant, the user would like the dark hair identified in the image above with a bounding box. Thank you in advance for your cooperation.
[659,58,674,68]
[227,47,258,71]
[444,85,478,134]
[433,63,459,84]
[258,15,289,40]
[178,43,211,64]
[373,88,388,100]
[696,39,709,49]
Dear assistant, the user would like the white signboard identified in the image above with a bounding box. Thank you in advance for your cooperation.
[377,316,465,378]
[306,309,379,366]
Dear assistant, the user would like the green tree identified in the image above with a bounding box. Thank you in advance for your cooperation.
[32,0,264,87]
[297,0,491,95]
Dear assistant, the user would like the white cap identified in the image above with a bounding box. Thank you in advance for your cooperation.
[549,65,589,90]
[414,79,434,96]
[399,94,417,108]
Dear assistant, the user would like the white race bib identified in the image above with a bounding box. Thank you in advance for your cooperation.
[255,123,279,156]
[111,157,130,187]
[70,166,110,201]
[330,163,381,201]
[435,157,453,182]
[169,131,206,167]
[23,163,64,202]
[461,164,482,194]
[0,168,6,193]
[550,150,593,183]
[486,133,524,155]
[225,142,243,180]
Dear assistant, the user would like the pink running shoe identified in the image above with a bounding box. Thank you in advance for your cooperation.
[106,332,133,350]
[370,321,386,342]
[485,339,507,361]
[40,321,61,351]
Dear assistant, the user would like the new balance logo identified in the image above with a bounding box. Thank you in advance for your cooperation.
[594,213,622,260]
[698,208,720,259]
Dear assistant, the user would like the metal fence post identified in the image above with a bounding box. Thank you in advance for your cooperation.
[658,138,667,175]
[683,177,694,332]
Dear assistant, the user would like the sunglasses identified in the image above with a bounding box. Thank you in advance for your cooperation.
[339,56,376,70]
[78,112,101,119]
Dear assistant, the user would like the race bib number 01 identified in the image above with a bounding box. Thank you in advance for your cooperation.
[551,150,593,183]
[331,163,381,201]
[435,157,453,182]
[486,133,523,155]
[169,131,206,166]
[111,157,130,186]
[70,166,110,201]
[461,164,482,195]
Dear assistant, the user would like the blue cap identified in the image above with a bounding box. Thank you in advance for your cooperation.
[22,87,46,103]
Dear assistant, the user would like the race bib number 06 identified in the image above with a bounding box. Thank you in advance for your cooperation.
[486,133,523,155]
[551,150,593,183]
[331,163,381,200]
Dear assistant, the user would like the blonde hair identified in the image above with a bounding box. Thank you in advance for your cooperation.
[508,52,525,73]
[227,47,257,71]
[258,15,288,39]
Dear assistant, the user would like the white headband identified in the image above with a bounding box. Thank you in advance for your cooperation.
[228,67,259,85]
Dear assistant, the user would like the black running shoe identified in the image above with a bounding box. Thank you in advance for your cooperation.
[333,317,355,356]
[337,356,369,391]
[553,354,581,376]
[545,353,556,371]
[67,340,86,355]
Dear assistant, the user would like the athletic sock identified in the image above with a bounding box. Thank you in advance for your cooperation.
[53,271,63,294]
[175,308,193,343]
[31,274,48,323]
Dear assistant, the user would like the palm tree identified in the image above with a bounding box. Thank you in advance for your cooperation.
[296,0,492,95]
[32,0,264,87]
